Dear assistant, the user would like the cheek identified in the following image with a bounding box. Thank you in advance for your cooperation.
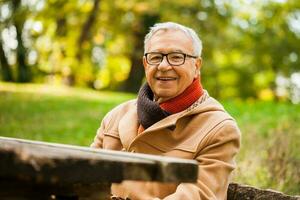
[177,68,195,81]
[188,66,198,79]
[176,69,195,90]
[145,67,155,81]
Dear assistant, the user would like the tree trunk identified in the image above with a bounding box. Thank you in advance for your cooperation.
[76,0,101,61]
[15,22,30,82]
[12,0,31,82]
[62,0,100,87]
[122,46,145,93]
[0,39,13,81]
[121,14,159,93]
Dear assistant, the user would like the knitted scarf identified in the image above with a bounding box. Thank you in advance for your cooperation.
[137,77,203,131]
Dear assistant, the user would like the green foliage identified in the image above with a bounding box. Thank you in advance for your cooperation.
[97,55,131,89]
[1,0,300,100]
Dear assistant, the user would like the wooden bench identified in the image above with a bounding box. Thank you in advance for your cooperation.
[0,136,198,199]
[0,136,299,200]
[228,183,299,200]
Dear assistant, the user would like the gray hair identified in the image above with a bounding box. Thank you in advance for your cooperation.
[144,22,203,57]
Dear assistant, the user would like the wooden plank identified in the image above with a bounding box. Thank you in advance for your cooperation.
[0,179,111,200]
[1,137,299,199]
[0,136,198,199]
[228,183,300,200]
[0,136,198,184]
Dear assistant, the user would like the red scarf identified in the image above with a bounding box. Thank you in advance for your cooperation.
[160,77,203,114]
[137,77,203,134]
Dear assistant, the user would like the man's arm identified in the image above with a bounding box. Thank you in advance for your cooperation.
[91,112,123,150]
[110,121,240,200]
[158,121,241,200]
[90,123,104,148]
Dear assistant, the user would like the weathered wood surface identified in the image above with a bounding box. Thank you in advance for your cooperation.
[228,183,300,200]
[1,136,299,200]
[0,136,198,199]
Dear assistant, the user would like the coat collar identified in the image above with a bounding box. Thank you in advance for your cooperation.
[118,107,139,150]
[119,90,224,150]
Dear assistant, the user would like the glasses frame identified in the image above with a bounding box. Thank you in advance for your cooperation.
[144,52,198,66]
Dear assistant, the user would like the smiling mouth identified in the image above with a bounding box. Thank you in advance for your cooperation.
[156,77,177,81]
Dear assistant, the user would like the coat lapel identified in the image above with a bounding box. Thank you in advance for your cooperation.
[118,105,139,150]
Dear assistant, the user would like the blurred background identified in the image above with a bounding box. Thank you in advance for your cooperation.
[0,0,299,195]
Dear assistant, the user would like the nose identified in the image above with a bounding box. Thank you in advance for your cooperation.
[157,56,172,71]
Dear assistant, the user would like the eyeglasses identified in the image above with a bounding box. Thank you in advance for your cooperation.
[144,52,198,66]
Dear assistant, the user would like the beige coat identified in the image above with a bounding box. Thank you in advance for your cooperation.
[91,91,241,200]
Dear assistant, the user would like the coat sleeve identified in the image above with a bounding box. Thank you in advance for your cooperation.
[159,121,241,200]
[90,108,123,150]
[90,121,105,148]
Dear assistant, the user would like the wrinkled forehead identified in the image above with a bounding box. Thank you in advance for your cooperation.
[153,28,189,36]
[148,28,192,43]
[146,29,194,53]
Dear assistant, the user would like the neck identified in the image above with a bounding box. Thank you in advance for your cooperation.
[155,96,171,104]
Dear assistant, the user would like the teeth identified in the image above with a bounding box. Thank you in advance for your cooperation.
[157,77,176,80]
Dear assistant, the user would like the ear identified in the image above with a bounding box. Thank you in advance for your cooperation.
[194,57,202,78]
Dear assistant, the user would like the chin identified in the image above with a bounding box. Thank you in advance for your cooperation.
[155,92,176,100]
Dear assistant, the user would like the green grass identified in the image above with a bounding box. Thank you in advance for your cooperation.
[222,100,300,195]
[0,82,299,195]
[0,82,135,146]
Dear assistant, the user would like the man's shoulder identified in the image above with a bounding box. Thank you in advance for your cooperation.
[106,99,137,117]
[100,99,137,129]
[187,94,239,132]
[190,93,231,119]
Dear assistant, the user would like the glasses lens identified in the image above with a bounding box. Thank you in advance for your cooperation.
[168,53,185,65]
[147,53,163,64]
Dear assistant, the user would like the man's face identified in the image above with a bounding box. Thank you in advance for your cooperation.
[143,29,201,102]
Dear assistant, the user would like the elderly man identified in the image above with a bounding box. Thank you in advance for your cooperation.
[91,22,241,200]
